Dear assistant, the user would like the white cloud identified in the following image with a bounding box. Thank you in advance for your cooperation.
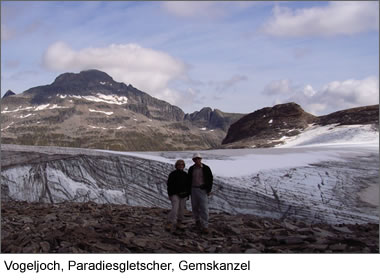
[262,79,294,96]
[42,42,191,106]
[261,2,379,37]
[302,84,316,97]
[316,76,379,109]
[263,76,379,115]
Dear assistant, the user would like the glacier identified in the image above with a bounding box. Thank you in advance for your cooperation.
[1,140,378,225]
[1,123,378,225]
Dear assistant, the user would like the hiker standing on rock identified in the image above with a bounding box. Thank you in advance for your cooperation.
[166,159,190,232]
[188,153,213,234]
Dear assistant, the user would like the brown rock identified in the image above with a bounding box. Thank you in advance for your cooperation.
[331,225,353,234]
[329,243,347,251]
[45,213,57,222]
[22,243,40,253]
[245,248,261,253]
[39,241,51,252]
[309,244,329,251]
[1,201,378,253]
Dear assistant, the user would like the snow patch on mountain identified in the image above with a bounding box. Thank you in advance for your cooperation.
[1,122,14,131]
[58,93,128,105]
[2,106,34,114]
[34,104,51,111]
[88,109,114,115]
[19,114,34,119]
[2,104,68,113]
[88,125,108,130]
[278,124,378,148]
[50,104,68,109]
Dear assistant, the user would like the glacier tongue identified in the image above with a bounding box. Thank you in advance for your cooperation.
[1,147,171,208]
[1,144,378,225]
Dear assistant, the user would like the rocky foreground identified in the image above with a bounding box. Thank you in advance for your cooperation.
[1,201,378,253]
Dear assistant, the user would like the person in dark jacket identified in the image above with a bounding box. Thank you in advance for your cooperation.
[166,159,190,232]
[188,153,213,233]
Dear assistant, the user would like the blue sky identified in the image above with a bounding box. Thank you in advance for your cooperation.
[1,1,379,115]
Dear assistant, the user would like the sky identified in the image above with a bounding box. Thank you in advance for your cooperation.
[1,1,379,115]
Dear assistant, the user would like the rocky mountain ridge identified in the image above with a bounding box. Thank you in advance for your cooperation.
[23,69,184,121]
[184,107,243,131]
[222,103,379,148]
[1,70,242,151]
[2,70,378,151]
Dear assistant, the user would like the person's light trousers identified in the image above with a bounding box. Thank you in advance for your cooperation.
[191,188,209,228]
[168,195,186,224]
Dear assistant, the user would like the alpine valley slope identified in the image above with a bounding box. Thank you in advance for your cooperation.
[1,69,243,151]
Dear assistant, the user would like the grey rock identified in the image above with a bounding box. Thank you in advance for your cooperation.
[20,216,34,224]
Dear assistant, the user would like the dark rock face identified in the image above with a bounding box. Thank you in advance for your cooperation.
[318,105,379,126]
[222,103,317,146]
[53,69,115,87]
[1,201,378,253]
[3,90,16,98]
[185,107,213,125]
[23,69,185,122]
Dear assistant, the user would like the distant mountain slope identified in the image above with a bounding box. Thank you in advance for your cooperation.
[222,103,379,148]
[184,107,244,132]
[1,70,240,151]
[222,102,318,147]
[318,105,379,126]
[2,70,378,151]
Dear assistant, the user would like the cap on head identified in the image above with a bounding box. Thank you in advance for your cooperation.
[192,153,202,160]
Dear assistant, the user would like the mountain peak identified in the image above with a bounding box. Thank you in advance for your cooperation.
[52,69,115,86]
[222,102,318,146]
[3,90,16,98]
